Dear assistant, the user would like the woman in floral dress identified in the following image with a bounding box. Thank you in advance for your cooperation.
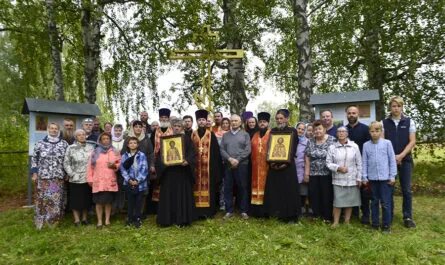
[31,122,69,229]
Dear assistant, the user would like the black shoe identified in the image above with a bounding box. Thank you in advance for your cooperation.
[125,221,133,227]
[74,222,81,227]
[404,218,416,228]
[382,226,391,234]
[371,225,380,230]
[361,216,370,225]
[81,220,89,226]
[134,219,142,228]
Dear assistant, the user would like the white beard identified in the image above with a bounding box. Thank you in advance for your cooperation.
[160,121,171,128]
[277,123,287,129]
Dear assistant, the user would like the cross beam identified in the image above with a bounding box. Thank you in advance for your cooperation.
[167,25,245,111]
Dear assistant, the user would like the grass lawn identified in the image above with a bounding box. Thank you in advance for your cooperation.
[0,196,444,264]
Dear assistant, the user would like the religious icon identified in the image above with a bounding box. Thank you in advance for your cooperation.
[161,135,185,166]
[35,115,48,131]
[267,132,293,163]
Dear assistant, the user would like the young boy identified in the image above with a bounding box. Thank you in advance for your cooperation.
[362,121,397,233]
[120,137,149,228]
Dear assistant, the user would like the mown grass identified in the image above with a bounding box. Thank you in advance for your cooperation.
[0,196,444,265]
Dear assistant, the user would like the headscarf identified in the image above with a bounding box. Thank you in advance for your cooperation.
[111,124,124,142]
[46,123,60,143]
[128,122,146,142]
[295,122,307,141]
[91,132,115,167]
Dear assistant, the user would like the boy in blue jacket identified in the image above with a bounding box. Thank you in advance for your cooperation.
[120,137,148,228]
[362,121,397,233]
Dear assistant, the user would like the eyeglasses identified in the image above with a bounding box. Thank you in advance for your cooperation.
[83,118,93,123]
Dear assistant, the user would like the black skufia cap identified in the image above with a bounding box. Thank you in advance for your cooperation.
[195,109,209,120]
[257,112,271,122]
[159,108,171,118]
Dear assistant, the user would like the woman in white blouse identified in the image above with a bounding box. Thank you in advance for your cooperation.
[326,126,362,227]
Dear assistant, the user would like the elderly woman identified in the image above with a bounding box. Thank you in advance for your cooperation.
[156,118,196,227]
[295,122,310,215]
[304,120,336,222]
[326,126,362,227]
[31,122,69,229]
[63,129,94,226]
[86,132,121,228]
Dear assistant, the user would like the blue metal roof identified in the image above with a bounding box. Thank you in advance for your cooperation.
[22,98,101,116]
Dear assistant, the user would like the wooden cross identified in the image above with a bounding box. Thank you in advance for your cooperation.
[168,25,244,111]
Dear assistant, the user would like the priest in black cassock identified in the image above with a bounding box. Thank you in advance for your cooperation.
[147,108,173,215]
[191,109,223,219]
[156,118,196,227]
[263,109,301,222]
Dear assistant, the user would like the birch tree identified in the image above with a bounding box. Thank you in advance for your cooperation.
[45,0,64,101]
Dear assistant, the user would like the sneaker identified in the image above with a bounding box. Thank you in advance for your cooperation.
[223,212,234,220]
[404,218,416,228]
[241,213,249,220]
[382,226,391,234]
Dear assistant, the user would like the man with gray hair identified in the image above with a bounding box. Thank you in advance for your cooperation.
[220,114,252,220]
[82,118,98,145]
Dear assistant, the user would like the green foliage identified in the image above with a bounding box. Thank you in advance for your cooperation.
[310,0,445,140]
[0,196,444,264]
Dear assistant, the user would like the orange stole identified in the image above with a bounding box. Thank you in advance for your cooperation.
[152,127,173,202]
[191,130,211,207]
[251,129,271,205]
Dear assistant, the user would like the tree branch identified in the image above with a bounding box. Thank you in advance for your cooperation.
[308,0,331,17]
[102,11,132,49]
[0,27,42,35]
[384,53,445,82]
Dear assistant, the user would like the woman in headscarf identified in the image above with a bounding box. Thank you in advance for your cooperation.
[156,118,196,227]
[64,129,94,226]
[295,122,311,215]
[86,132,121,228]
[31,122,69,229]
[111,124,126,214]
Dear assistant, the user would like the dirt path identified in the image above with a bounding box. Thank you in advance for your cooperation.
[0,193,27,212]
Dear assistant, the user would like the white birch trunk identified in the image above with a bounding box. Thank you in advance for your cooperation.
[81,0,103,104]
[293,0,313,122]
[223,0,248,115]
[45,0,64,101]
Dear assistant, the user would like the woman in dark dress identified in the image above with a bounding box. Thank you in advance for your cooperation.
[263,109,301,222]
[156,118,196,227]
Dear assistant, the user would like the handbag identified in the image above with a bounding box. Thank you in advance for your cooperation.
[123,154,136,170]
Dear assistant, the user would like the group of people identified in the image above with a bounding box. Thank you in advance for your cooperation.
[31,96,416,233]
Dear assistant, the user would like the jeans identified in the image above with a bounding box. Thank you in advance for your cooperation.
[224,163,249,213]
[398,160,413,219]
[126,186,144,222]
[370,181,393,227]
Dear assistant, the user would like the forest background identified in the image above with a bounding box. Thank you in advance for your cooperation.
[0,2,444,263]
